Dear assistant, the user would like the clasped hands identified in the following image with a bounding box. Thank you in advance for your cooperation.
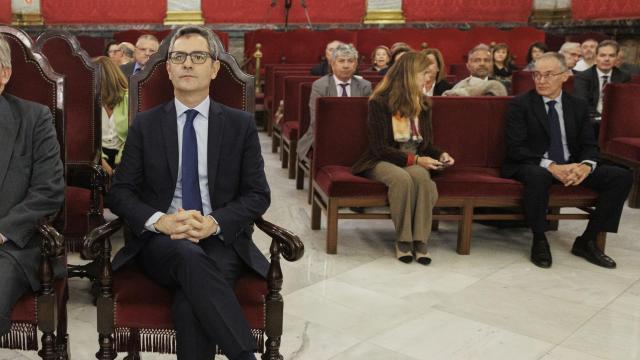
[417,152,455,170]
[153,208,218,243]
[548,163,591,187]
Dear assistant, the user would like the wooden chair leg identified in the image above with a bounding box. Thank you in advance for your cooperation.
[311,190,321,230]
[271,132,279,153]
[628,167,640,208]
[288,142,297,179]
[307,172,313,204]
[326,198,339,254]
[56,285,70,360]
[39,331,56,360]
[456,204,473,255]
[295,162,305,190]
[547,207,560,231]
[281,143,288,169]
[596,232,607,252]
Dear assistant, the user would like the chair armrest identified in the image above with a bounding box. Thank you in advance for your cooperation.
[82,218,123,260]
[255,216,304,262]
[38,216,64,259]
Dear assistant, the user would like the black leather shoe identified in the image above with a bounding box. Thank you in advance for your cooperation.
[531,240,552,268]
[571,237,617,269]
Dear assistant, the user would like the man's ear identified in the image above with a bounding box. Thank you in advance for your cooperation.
[210,60,220,80]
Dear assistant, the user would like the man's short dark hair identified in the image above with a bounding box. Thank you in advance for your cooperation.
[169,26,221,60]
[596,40,620,55]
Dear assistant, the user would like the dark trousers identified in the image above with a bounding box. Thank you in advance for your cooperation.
[0,252,30,336]
[138,234,255,360]
[511,164,632,234]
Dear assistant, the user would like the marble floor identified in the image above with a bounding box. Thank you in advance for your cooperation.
[3,132,640,360]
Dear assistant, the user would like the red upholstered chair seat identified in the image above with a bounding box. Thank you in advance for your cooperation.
[11,279,67,323]
[315,165,387,198]
[606,137,640,162]
[281,122,299,140]
[113,264,267,331]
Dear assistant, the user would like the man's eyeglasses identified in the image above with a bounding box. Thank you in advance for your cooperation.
[168,51,213,65]
[532,71,565,81]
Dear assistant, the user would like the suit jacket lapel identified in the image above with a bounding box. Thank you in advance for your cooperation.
[161,101,179,186]
[0,95,19,188]
[351,78,362,96]
[532,92,549,136]
[590,67,600,105]
[327,75,337,96]
[207,100,224,203]
[561,92,577,151]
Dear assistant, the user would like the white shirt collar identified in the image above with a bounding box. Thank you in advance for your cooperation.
[333,74,351,85]
[174,97,211,120]
[542,91,563,105]
[596,67,612,77]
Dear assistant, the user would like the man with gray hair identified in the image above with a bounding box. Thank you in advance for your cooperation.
[107,26,268,360]
[120,34,159,76]
[502,51,631,269]
[558,42,582,73]
[0,34,64,336]
[297,43,372,158]
[444,43,508,96]
[118,41,135,65]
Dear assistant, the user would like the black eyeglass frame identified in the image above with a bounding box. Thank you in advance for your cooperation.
[168,51,216,64]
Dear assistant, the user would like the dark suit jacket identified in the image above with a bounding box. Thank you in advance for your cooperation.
[502,90,600,178]
[573,66,631,117]
[0,94,65,290]
[120,62,136,77]
[107,99,270,277]
[310,60,330,76]
[433,80,453,96]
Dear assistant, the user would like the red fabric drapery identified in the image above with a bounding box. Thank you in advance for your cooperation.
[203,0,365,23]
[0,0,11,24]
[572,0,640,20]
[41,0,166,23]
[404,0,532,22]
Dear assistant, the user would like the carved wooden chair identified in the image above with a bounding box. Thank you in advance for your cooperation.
[83,31,304,360]
[35,31,105,259]
[0,26,69,360]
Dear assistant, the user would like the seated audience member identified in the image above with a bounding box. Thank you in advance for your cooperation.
[0,34,65,336]
[524,42,548,71]
[422,48,452,96]
[574,39,598,72]
[119,41,135,65]
[574,40,631,122]
[502,52,632,269]
[558,42,582,74]
[120,34,159,76]
[379,44,412,75]
[370,45,391,72]
[107,26,268,360]
[310,40,342,76]
[616,47,640,76]
[95,56,129,177]
[297,44,372,159]
[492,43,515,92]
[352,52,455,265]
[105,40,123,65]
[444,44,507,96]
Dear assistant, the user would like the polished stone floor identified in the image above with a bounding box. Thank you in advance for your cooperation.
[3,132,640,360]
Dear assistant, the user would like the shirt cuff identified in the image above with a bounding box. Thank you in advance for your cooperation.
[0,233,5,245]
[207,215,221,235]
[144,212,165,232]
[540,158,554,169]
[581,160,597,173]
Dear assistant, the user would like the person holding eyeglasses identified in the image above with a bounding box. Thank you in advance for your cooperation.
[502,52,632,270]
[119,34,159,77]
[107,26,268,360]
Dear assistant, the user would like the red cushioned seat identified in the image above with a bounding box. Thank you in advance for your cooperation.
[281,122,299,140]
[113,263,267,334]
[11,279,67,323]
[606,137,640,161]
[315,165,387,198]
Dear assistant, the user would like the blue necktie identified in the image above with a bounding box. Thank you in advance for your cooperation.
[546,100,566,164]
[181,109,203,213]
[339,83,349,97]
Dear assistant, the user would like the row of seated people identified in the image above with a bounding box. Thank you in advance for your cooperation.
[269,44,639,267]
[0,25,302,360]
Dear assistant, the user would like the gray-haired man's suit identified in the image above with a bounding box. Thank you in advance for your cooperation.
[296,74,372,158]
[0,94,64,336]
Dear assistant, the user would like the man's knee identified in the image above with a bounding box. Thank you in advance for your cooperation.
[519,166,554,187]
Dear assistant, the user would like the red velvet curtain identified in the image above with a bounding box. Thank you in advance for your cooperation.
[41,0,166,23]
[0,0,11,24]
[203,0,365,23]
[572,0,640,20]
[404,0,532,22]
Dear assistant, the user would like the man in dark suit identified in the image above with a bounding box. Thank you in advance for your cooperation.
[297,43,372,158]
[119,34,159,77]
[574,40,631,121]
[107,26,268,360]
[502,52,632,269]
[310,40,341,76]
[0,35,64,336]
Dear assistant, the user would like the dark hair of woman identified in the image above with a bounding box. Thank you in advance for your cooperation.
[94,56,128,110]
[526,42,548,64]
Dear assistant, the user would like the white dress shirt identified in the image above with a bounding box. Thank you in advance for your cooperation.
[333,74,351,96]
[144,97,219,233]
[101,107,123,150]
[539,92,596,172]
